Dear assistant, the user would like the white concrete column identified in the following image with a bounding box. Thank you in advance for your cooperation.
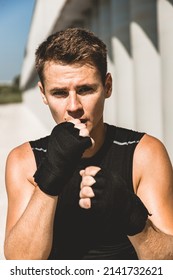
[97,0,110,39]
[20,0,66,89]
[157,0,173,163]
[130,0,163,139]
[90,2,99,35]
[110,0,136,129]
[95,0,116,124]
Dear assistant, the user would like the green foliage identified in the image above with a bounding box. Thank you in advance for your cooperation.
[0,75,22,104]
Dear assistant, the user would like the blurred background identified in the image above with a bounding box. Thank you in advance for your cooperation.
[0,0,173,259]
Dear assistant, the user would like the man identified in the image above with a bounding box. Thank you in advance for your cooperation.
[4,28,173,260]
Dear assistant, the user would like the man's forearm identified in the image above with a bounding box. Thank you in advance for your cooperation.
[129,219,173,260]
[4,186,57,260]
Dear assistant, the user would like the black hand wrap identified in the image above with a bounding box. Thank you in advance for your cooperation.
[34,122,92,196]
[91,169,150,236]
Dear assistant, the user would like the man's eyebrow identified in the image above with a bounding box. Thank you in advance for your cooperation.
[76,83,98,89]
[48,83,98,93]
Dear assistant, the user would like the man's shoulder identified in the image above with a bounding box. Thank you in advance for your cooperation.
[133,133,173,190]
[6,141,35,171]
[134,134,170,165]
[7,142,33,163]
[6,140,39,183]
[6,134,50,174]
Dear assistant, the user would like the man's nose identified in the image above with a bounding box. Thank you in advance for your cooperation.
[67,92,83,112]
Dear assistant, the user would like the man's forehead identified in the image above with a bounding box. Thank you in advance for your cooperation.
[43,60,97,71]
[43,61,101,85]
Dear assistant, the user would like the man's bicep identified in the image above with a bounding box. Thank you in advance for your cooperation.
[5,144,36,237]
[135,135,173,235]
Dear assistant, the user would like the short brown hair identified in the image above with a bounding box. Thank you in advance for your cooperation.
[35,27,107,85]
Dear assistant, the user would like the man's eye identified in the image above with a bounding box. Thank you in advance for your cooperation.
[53,91,68,97]
[78,87,93,94]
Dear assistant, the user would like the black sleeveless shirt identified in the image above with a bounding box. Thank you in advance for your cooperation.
[30,124,145,260]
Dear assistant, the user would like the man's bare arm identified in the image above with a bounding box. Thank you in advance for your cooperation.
[129,220,173,259]
[129,134,173,259]
[4,143,58,260]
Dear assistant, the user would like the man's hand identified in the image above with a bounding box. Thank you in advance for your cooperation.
[79,166,100,209]
[79,166,149,236]
[34,120,93,196]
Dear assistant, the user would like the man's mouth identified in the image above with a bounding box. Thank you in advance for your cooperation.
[80,119,87,124]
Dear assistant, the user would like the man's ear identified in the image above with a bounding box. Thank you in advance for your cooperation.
[104,73,112,99]
[38,81,48,105]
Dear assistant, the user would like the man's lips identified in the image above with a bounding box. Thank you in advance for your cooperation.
[80,119,87,124]
[64,118,88,125]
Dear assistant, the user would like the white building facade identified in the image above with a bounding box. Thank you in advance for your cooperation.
[20,0,173,163]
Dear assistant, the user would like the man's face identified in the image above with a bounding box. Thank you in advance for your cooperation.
[39,61,112,137]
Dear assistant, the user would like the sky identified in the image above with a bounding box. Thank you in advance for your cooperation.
[0,0,35,83]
